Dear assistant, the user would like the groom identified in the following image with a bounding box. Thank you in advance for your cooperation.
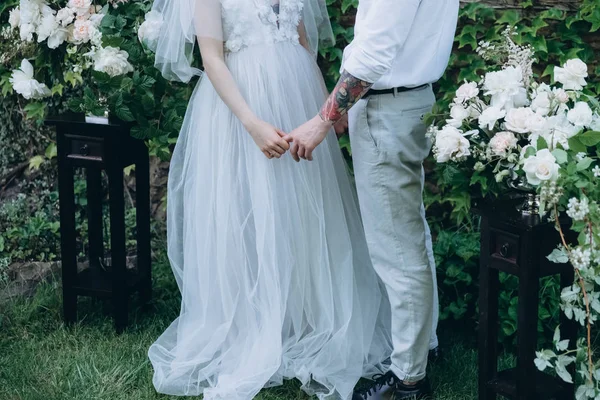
[286,0,459,398]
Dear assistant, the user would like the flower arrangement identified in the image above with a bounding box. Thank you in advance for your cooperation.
[3,0,137,103]
[429,28,600,398]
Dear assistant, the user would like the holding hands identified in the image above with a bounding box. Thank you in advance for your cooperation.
[245,118,290,159]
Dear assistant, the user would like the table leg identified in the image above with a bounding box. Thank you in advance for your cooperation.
[86,167,104,269]
[57,136,77,326]
[136,150,152,304]
[108,165,128,333]
[479,218,498,400]
[516,251,540,400]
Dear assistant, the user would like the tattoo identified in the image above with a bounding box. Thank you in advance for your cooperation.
[319,70,373,123]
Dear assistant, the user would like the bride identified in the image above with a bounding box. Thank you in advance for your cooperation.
[147,0,393,398]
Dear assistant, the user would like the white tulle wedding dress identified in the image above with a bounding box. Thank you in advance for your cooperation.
[147,0,392,399]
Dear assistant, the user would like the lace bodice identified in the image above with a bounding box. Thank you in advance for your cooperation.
[221,0,304,53]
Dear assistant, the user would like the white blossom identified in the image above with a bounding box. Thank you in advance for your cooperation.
[56,8,75,27]
[505,107,536,133]
[489,131,517,157]
[554,59,588,91]
[592,165,600,178]
[478,106,506,130]
[446,104,470,128]
[138,10,163,50]
[483,66,528,110]
[9,8,21,30]
[67,0,92,16]
[566,197,590,221]
[552,87,570,104]
[522,149,560,186]
[432,126,471,163]
[454,82,479,104]
[9,59,51,100]
[570,246,592,271]
[567,102,593,127]
[88,46,134,77]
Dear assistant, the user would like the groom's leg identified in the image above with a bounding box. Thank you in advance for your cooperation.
[348,86,436,383]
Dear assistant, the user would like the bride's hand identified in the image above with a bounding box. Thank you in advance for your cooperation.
[244,118,290,159]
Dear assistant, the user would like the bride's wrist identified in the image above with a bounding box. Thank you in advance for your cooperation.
[241,114,259,131]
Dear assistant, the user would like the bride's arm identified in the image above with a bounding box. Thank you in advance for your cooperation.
[197,38,290,159]
[297,21,312,54]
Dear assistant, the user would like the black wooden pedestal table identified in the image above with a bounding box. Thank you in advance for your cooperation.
[476,199,577,400]
[46,114,151,333]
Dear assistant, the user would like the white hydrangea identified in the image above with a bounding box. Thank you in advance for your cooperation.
[9,59,51,100]
[566,197,589,221]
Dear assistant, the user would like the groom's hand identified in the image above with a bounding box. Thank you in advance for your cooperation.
[285,115,333,162]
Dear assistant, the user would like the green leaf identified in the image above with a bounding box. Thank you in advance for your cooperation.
[567,136,587,154]
[551,149,568,164]
[496,10,521,26]
[576,157,593,171]
[115,106,135,122]
[23,102,47,122]
[28,155,45,171]
[537,136,548,150]
[578,131,600,146]
[45,142,57,159]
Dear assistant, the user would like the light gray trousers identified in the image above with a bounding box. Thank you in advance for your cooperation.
[348,85,439,382]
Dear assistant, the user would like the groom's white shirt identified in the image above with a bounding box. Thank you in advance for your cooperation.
[341,0,459,90]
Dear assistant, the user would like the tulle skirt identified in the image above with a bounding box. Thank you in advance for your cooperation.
[148,41,392,400]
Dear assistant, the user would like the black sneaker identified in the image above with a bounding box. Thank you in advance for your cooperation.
[390,378,433,400]
[352,371,399,400]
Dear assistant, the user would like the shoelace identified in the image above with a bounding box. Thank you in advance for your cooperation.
[356,373,397,399]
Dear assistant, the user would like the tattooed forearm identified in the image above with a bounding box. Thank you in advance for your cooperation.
[319,70,373,123]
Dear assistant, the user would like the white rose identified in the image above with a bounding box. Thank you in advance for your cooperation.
[525,112,546,133]
[56,8,75,27]
[9,59,51,100]
[454,82,479,104]
[138,10,163,50]
[446,104,470,128]
[36,13,56,41]
[531,91,551,116]
[433,126,471,163]
[552,88,569,103]
[554,59,588,91]
[489,131,518,157]
[567,102,593,127]
[9,8,21,29]
[505,107,536,134]
[522,149,560,186]
[478,106,506,130]
[71,18,94,43]
[90,46,134,77]
[67,0,92,16]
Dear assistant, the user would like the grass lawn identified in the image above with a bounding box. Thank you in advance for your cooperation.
[0,243,504,400]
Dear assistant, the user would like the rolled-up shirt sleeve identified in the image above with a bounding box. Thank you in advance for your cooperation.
[343,0,421,84]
